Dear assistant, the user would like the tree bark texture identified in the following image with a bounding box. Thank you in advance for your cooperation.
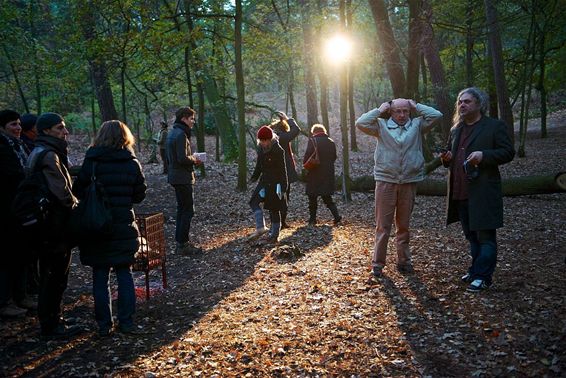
[406,0,421,100]
[235,0,247,191]
[300,0,319,128]
[420,0,452,138]
[367,0,406,98]
[484,0,515,142]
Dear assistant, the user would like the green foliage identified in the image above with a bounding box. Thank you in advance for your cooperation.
[64,112,92,133]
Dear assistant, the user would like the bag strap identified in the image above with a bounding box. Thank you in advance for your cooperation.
[27,148,52,176]
[311,137,318,156]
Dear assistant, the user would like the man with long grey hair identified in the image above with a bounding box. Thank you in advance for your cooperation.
[440,87,515,292]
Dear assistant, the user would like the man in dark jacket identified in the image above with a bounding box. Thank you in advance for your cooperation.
[166,107,203,255]
[28,112,82,338]
[440,87,515,293]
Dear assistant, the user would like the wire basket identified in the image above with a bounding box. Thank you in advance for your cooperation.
[133,212,167,299]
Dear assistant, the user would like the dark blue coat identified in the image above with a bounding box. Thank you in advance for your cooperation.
[73,146,146,267]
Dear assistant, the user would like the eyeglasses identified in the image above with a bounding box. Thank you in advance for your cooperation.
[463,161,479,181]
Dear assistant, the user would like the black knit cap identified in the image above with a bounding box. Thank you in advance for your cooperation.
[0,109,20,128]
[36,112,64,132]
[20,113,38,132]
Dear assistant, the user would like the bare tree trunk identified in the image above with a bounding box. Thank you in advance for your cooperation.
[29,0,41,113]
[121,65,127,123]
[235,0,247,191]
[484,0,514,142]
[300,0,319,128]
[339,0,351,201]
[465,0,474,87]
[406,0,421,100]
[486,43,499,118]
[346,0,357,151]
[91,62,119,121]
[420,0,452,137]
[367,0,406,97]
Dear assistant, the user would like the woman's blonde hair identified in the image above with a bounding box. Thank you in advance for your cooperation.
[93,120,136,150]
[270,119,290,133]
[310,124,327,135]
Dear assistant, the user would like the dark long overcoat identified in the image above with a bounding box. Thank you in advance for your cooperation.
[250,139,288,211]
[0,133,27,260]
[445,116,514,231]
[73,146,146,267]
[303,133,337,197]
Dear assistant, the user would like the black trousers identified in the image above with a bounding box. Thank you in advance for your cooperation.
[173,184,195,245]
[38,247,72,332]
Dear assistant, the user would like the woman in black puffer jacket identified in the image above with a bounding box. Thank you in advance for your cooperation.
[73,120,146,336]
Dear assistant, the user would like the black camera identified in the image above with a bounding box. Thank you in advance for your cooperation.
[463,160,479,181]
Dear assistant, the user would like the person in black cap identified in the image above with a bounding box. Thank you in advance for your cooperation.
[0,109,36,318]
[20,113,38,152]
[28,112,82,339]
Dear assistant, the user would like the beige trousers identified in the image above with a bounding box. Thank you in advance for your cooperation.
[372,181,417,268]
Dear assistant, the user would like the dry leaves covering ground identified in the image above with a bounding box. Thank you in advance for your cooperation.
[1,116,565,377]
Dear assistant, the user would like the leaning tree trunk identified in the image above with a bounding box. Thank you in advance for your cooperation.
[368,0,406,98]
[420,0,452,138]
[350,172,566,197]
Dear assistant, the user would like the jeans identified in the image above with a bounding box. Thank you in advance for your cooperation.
[173,184,195,244]
[456,200,498,283]
[93,265,135,332]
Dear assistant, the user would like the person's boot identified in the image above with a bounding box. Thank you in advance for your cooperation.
[328,203,342,225]
[281,209,290,229]
[308,199,318,225]
[249,209,269,240]
[266,222,281,243]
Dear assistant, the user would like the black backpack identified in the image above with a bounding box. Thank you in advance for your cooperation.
[11,149,53,228]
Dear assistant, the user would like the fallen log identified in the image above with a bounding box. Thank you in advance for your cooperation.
[348,172,566,197]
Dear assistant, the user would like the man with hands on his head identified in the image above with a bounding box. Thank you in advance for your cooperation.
[356,98,442,277]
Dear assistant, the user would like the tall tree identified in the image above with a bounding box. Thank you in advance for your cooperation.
[77,1,118,121]
[300,0,319,127]
[484,0,514,142]
[235,0,247,191]
[346,0,358,151]
[339,0,351,201]
[420,0,452,137]
[368,0,406,97]
[406,0,421,100]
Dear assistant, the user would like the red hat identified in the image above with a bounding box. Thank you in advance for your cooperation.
[257,125,273,140]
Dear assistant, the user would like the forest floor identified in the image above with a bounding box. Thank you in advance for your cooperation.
[1,113,565,377]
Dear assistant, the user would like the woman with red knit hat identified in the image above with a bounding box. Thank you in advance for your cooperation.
[248,125,288,243]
